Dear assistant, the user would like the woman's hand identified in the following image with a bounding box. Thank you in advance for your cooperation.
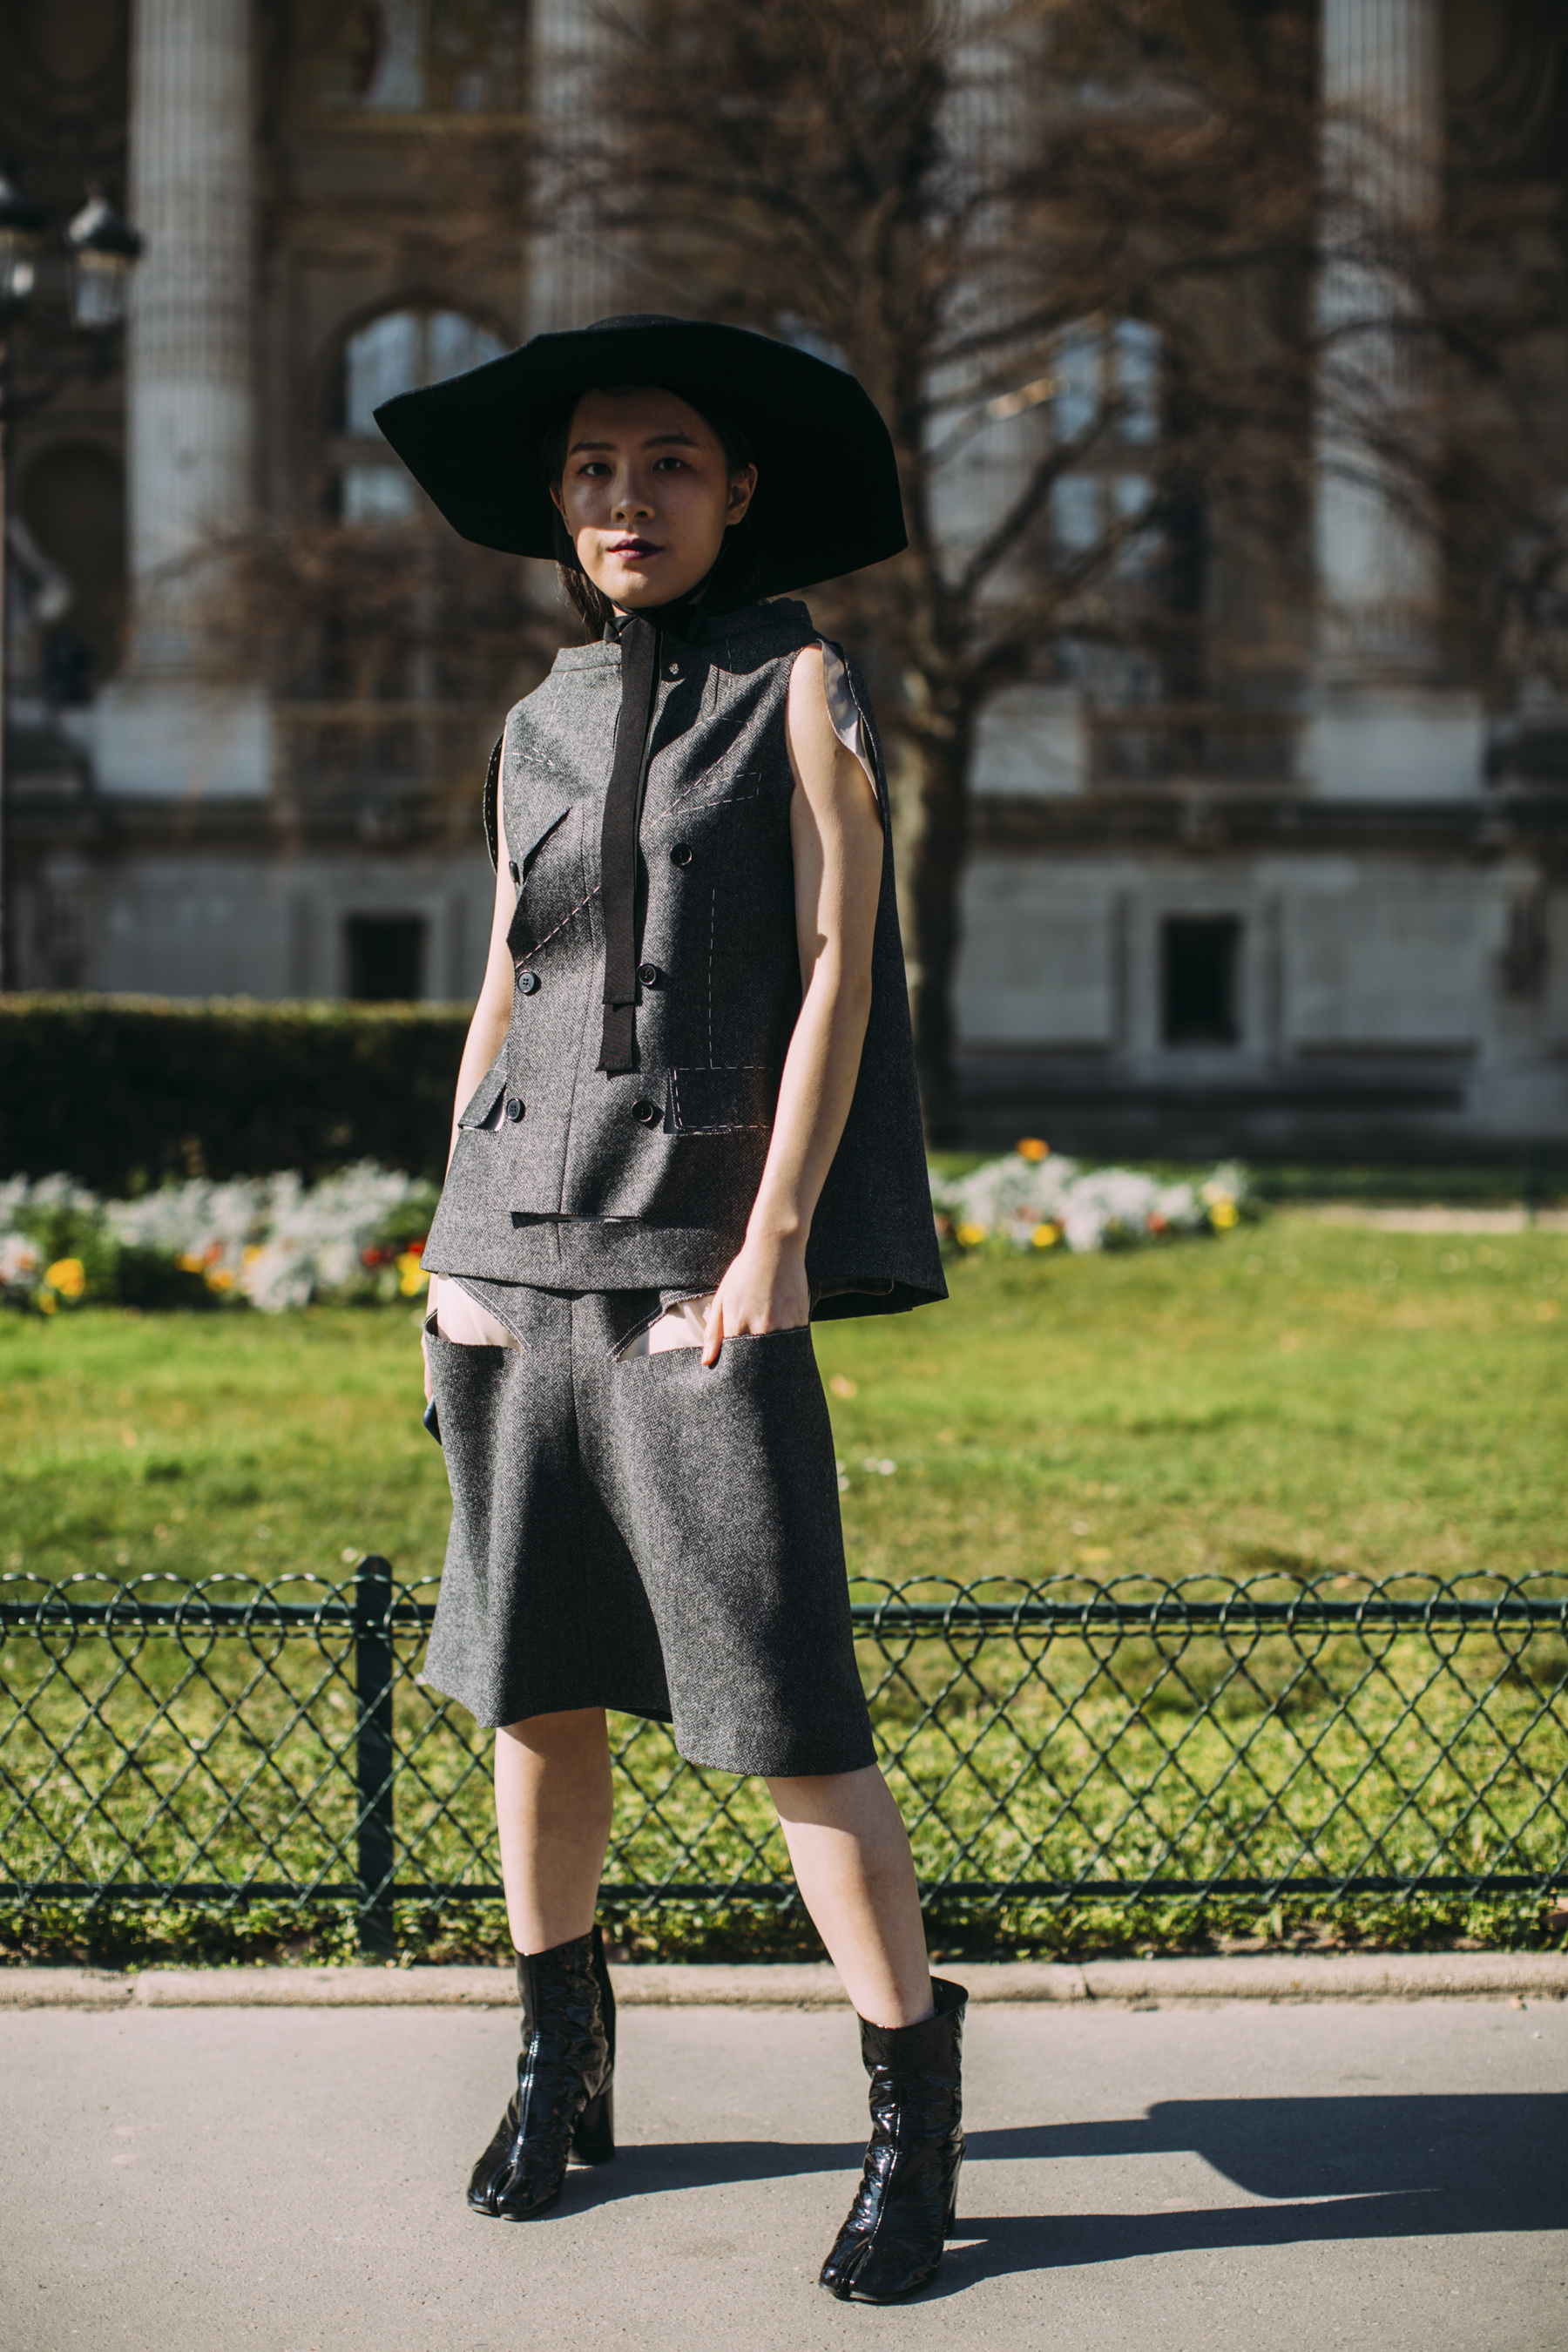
[701,1233,810,1366]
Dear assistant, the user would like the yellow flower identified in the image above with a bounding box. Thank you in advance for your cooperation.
[241,1245,263,1265]
[37,1289,58,1315]
[44,1258,86,1298]
[206,1267,237,1292]
[1016,1137,1050,1162]
[954,1221,988,1250]
[396,1251,430,1296]
[1031,1223,1060,1249]
[1210,1199,1239,1230]
[179,1252,206,1274]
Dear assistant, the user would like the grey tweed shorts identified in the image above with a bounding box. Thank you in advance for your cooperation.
[419,1284,875,1778]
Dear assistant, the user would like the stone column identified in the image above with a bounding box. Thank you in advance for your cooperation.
[1315,0,1440,678]
[1307,0,1482,797]
[527,0,616,334]
[97,0,269,797]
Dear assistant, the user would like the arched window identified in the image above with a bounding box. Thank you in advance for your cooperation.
[318,1,530,116]
[335,307,506,523]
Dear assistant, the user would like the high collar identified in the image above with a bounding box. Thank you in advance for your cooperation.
[605,598,701,648]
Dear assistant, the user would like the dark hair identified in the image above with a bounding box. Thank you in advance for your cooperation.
[541,386,760,634]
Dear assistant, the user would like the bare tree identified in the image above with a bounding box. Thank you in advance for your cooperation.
[203,516,562,837]
[193,0,1560,1085]
[563,0,1324,1135]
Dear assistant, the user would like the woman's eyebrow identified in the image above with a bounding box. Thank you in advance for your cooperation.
[567,430,704,455]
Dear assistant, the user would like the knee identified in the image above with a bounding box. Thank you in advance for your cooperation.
[497,1707,609,1765]
[767,1761,885,1827]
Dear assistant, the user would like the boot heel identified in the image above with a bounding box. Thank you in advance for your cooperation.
[943,2161,962,2237]
[571,2081,616,2165]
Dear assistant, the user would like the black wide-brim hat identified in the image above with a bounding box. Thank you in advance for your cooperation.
[374,313,906,597]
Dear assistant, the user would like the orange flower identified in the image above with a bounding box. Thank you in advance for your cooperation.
[1016,1137,1049,1162]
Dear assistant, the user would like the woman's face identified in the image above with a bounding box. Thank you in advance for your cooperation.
[551,386,756,610]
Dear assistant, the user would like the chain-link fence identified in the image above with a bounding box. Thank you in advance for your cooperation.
[3,1566,1565,1954]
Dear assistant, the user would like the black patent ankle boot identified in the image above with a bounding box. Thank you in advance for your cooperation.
[818,1977,966,2301]
[467,1925,616,2220]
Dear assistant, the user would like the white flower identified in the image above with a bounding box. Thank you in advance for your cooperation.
[930,1148,1254,1254]
[99,1160,427,1309]
[0,1232,42,1286]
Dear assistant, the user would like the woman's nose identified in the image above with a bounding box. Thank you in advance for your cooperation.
[613,471,653,521]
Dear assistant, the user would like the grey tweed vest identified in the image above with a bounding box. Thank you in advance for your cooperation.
[422,597,945,1320]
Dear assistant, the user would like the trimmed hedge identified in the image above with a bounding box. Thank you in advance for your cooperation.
[0,995,472,1190]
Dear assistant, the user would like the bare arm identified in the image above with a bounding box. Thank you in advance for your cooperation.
[702,645,883,1362]
[422,799,514,1395]
[447,796,517,1171]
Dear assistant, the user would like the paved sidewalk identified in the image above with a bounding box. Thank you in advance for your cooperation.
[8,1948,1568,2007]
[3,1995,1563,2352]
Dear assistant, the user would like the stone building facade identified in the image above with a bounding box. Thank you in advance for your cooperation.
[4,0,1567,1159]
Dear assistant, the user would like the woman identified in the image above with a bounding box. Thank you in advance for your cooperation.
[375,314,960,2301]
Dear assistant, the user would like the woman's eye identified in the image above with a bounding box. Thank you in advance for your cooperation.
[653,456,687,472]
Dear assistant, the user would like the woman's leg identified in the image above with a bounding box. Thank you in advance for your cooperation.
[774,1766,966,2302]
[470,1707,618,2220]
[495,1707,613,1953]
[766,1763,933,2026]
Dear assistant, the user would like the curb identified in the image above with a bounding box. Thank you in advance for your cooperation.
[3,1950,1565,2011]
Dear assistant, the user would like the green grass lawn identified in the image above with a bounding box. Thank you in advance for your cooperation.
[3,1213,1564,1592]
[3,1214,1565,1967]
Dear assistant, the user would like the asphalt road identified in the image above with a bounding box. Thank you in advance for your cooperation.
[2,1996,1563,2352]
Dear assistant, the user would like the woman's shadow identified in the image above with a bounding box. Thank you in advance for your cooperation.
[562,2092,1566,2294]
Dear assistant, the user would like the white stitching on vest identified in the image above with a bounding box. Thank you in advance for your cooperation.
[707,890,716,1066]
[646,781,767,828]
[661,760,766,813]
[668,1064,775,1133]
[515,883,600,964]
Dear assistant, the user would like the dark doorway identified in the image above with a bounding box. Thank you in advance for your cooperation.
[346,914,425,1001]
[1162,916,1240,1045]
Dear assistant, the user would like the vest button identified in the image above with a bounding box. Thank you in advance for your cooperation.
[631,1098,661,1125]
[669,842,693,867]
[504,1097,525,1122]
[507,860,520,884]
[637,962,660,988]
[666,661,681,679]
[517,969,540,994]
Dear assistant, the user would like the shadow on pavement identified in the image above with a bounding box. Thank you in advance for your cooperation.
[568,2093,1566,2288]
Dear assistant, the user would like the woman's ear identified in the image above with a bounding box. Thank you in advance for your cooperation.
[727,463,758,524]
[549,481,565,517]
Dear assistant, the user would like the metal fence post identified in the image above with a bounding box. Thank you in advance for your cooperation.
[354,1556,396,1958]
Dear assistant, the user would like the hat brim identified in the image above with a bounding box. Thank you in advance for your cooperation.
[373,314,907,597]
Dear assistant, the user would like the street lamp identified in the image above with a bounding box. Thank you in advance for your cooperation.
[0,166,142,990]
[65,190,144,334]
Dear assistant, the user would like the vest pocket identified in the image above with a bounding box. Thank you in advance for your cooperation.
[666,1065,782,1134]
[456,1071,507,1130]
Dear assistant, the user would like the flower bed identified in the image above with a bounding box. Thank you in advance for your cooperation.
[0,1143,1253,1315]
[0,1166,438,1315]
[931,1140,1254,1254]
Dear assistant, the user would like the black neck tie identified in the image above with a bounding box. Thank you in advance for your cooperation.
[597,612,659,1074]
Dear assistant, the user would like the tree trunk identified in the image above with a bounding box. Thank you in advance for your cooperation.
[893,708,974,1147]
